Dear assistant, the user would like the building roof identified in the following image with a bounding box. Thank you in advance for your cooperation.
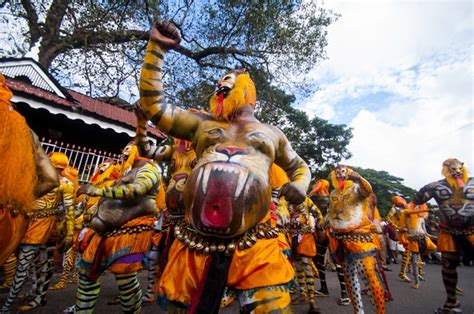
[1,58,166,140]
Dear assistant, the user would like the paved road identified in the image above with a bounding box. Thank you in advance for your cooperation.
[1,263,473,313]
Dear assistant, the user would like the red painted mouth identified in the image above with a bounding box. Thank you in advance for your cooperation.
[166,188,185,216]
[455,176,465,188]
[338,178,345,190]
[201,175,234,229]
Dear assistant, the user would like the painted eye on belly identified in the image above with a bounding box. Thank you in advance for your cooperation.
[207,128,224,137]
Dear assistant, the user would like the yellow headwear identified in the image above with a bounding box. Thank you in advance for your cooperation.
[391,195,407,208]
[209,72,256,121]
[120,144,139,174]
[49,152,69,169]
[0,74,14,106]
[0,74,37,210]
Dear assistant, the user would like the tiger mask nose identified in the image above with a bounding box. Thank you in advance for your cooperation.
[216,146,246,157]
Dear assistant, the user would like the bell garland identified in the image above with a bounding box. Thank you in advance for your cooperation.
[103,224,153,237]
[173,220,284,256]
[333,232,373,243]
[407,234,426,241]
[28,209,62,219]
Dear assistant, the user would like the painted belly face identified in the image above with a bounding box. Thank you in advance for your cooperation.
[184,122,275,238]
[166,145,197,216]
[328,186,367,230]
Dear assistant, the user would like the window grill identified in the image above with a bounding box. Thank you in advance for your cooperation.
[40,138,120,183]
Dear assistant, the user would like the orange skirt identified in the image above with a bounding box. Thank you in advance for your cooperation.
[78,216,154,277]
[157,236,294,305]
[21,216,56,245]
[407,236,437,253]
[0,208,27,265]
[296,233,317,257]
[437,231,474,253]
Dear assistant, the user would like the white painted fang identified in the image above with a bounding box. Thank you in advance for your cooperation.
[202,166,211,193]
[234,170,248,199]
[196,168,203,190]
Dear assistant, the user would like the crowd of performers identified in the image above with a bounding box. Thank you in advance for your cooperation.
[0,20,473,314]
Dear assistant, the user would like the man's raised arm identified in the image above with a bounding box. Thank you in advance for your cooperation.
[139,20,201,141]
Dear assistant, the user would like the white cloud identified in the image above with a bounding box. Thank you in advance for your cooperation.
[299,0,473,189]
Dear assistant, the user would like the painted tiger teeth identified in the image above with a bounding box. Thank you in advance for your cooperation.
[202,166,211,193]
[200,163,246,195]
[234,169,248,199]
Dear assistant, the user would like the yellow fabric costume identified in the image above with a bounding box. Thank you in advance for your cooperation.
[139,21,310,313]
[327,165,385,314]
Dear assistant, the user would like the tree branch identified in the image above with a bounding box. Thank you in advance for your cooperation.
[20,0,40,43]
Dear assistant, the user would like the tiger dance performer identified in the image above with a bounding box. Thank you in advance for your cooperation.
[0,73,59,267]
[51,160,120,290]
[135,113,199,303]
[136,20,310,313]
[385,196,407,267]
[1,152,75,313]
[413,158,473,314]
[388,196,416,283]
[290,196,323,313]
[400,202,436,289]
[66,143,160,314]
[327,165,385,314]
[309,179,350,305]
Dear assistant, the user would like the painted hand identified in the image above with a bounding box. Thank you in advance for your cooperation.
[151,20,182,50]
[348,171,362,182]
[77,184,92,196]
[279,182,305,205]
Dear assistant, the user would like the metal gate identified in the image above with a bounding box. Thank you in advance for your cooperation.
[40,138,120,183]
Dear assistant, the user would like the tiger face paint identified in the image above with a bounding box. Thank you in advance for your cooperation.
[442,158,468,189]
[184,124,276,238]
[166,139,197,216]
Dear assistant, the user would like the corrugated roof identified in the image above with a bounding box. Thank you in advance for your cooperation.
[7,78,166,140]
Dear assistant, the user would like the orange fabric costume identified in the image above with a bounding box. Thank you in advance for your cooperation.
[140,21,310,313]
[158,212,294,305]
[0,75,39,265]
[327,165,385,314]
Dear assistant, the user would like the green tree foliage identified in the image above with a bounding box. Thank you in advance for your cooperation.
[353,167,416,216]
[1,0,354,171]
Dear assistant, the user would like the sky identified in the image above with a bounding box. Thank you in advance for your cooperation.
[298,0,473,189]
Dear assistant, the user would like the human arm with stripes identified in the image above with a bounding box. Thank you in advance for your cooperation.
[86,163,160,199]
[138,20,203,141]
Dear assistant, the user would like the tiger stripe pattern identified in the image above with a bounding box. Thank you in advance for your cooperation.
[90,163,159,200]
[17,245,55,310]
[399,250,411,282]
[139,44,179,132]
[295,257,316,302]
[74,273,101,313]
[51,247,78,290]
[0,245,39,312]
[142,244,159,302]
[0,253,16,290]
[116,272,142,313]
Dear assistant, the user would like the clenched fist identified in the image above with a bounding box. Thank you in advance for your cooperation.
[150,20,182,50]
[348,171,362,182]
[279,182,306,205]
